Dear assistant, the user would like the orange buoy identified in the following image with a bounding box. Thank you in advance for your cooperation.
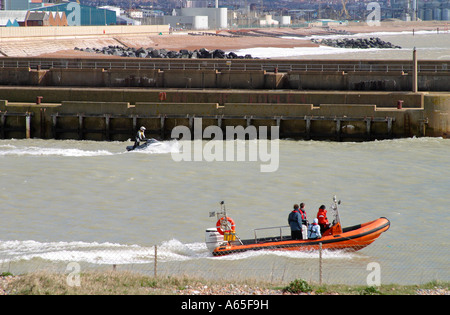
[216,217,236,235]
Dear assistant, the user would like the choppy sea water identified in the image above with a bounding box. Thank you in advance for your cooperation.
[233,29,450,60]
[0,137,449,284]
[1,30,449,285]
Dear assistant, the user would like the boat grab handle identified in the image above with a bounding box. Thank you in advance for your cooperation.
[253,225,290,243]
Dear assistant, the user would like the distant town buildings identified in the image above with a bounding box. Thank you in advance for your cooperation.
[0,1,116,26]
[0,0,448,29]
[0,9,67,26]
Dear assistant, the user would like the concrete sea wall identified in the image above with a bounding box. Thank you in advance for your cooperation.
[0,25,169,41]
[1,59,450,91]
[0,57,448,141]
[0,87,447,141]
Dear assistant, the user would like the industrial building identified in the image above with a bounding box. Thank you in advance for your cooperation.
[0,10,27,26]
[165,5,227,30]
[0,8,67,27]
[389,0,449,21]
[164,13,208,30]
[1,0,29,10]
[259,15,291,26]
[161,0,226,30]
[417,2,450,21]
[1,0,50,10]
[0,1,116,26]
[28,2,116,26]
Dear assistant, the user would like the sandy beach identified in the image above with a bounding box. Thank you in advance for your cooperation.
[147,20,450,52]
[0,20,448,58]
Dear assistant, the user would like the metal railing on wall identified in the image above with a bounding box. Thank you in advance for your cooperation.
[0,58,449,73]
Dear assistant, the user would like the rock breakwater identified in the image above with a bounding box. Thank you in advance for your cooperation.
[75,46,254,59]
[313,37,401,49]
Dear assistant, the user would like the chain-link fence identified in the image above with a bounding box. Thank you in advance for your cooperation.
[1,241,448,286]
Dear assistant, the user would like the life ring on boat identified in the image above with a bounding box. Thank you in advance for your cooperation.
[216,217,236,235]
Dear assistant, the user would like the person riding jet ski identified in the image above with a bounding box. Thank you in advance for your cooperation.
[133,126,147,149]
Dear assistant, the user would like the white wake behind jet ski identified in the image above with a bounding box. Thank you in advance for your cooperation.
[126,138,162,151]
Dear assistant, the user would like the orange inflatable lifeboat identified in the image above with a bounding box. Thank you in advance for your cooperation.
[206,197,390,256]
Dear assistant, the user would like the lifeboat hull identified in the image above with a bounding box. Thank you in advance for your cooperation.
[212,217,390,256]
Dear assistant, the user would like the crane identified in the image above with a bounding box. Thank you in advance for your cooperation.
[340,0,350,20]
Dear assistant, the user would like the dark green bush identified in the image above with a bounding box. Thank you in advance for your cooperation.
[283,279,313,294]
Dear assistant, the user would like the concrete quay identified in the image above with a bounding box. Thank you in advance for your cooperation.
[0,87,447,141]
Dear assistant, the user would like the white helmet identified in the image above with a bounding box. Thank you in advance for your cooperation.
[140,126,146,131]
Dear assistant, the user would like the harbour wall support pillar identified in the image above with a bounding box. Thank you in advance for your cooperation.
[413,48,418,93]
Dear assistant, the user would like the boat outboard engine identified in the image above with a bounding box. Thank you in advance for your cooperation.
[205,228,224,252]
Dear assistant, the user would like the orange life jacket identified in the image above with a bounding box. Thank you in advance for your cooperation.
[317,209,329,225]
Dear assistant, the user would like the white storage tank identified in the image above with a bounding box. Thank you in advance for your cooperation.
[418,9,425,21]
[434,8,441,20]
[424,9,433,21]
[442,8,450,21]
[218,7,227,28]
[280,16,291,25]
[193,15,208,30]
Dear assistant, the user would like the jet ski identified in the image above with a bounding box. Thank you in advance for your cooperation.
[126,138,161,151]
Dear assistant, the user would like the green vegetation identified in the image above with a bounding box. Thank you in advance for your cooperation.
[3,271,198,295]
[1,272,448,295]
[283,279,313,294]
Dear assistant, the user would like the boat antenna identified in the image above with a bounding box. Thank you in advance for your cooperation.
[219,201,227,218]
[209,201,227,221]
[331,195,342,226]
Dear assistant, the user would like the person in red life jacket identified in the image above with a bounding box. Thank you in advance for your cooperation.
[317,205,330,234]
[299,202,308,226]
[288,204,303,240]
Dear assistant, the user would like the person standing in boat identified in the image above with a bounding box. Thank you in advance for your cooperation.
[308,218,322,239]
[288,204,303,240]
[133,126,147,149]
[299,203,308,225]
[317,205,330,234]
